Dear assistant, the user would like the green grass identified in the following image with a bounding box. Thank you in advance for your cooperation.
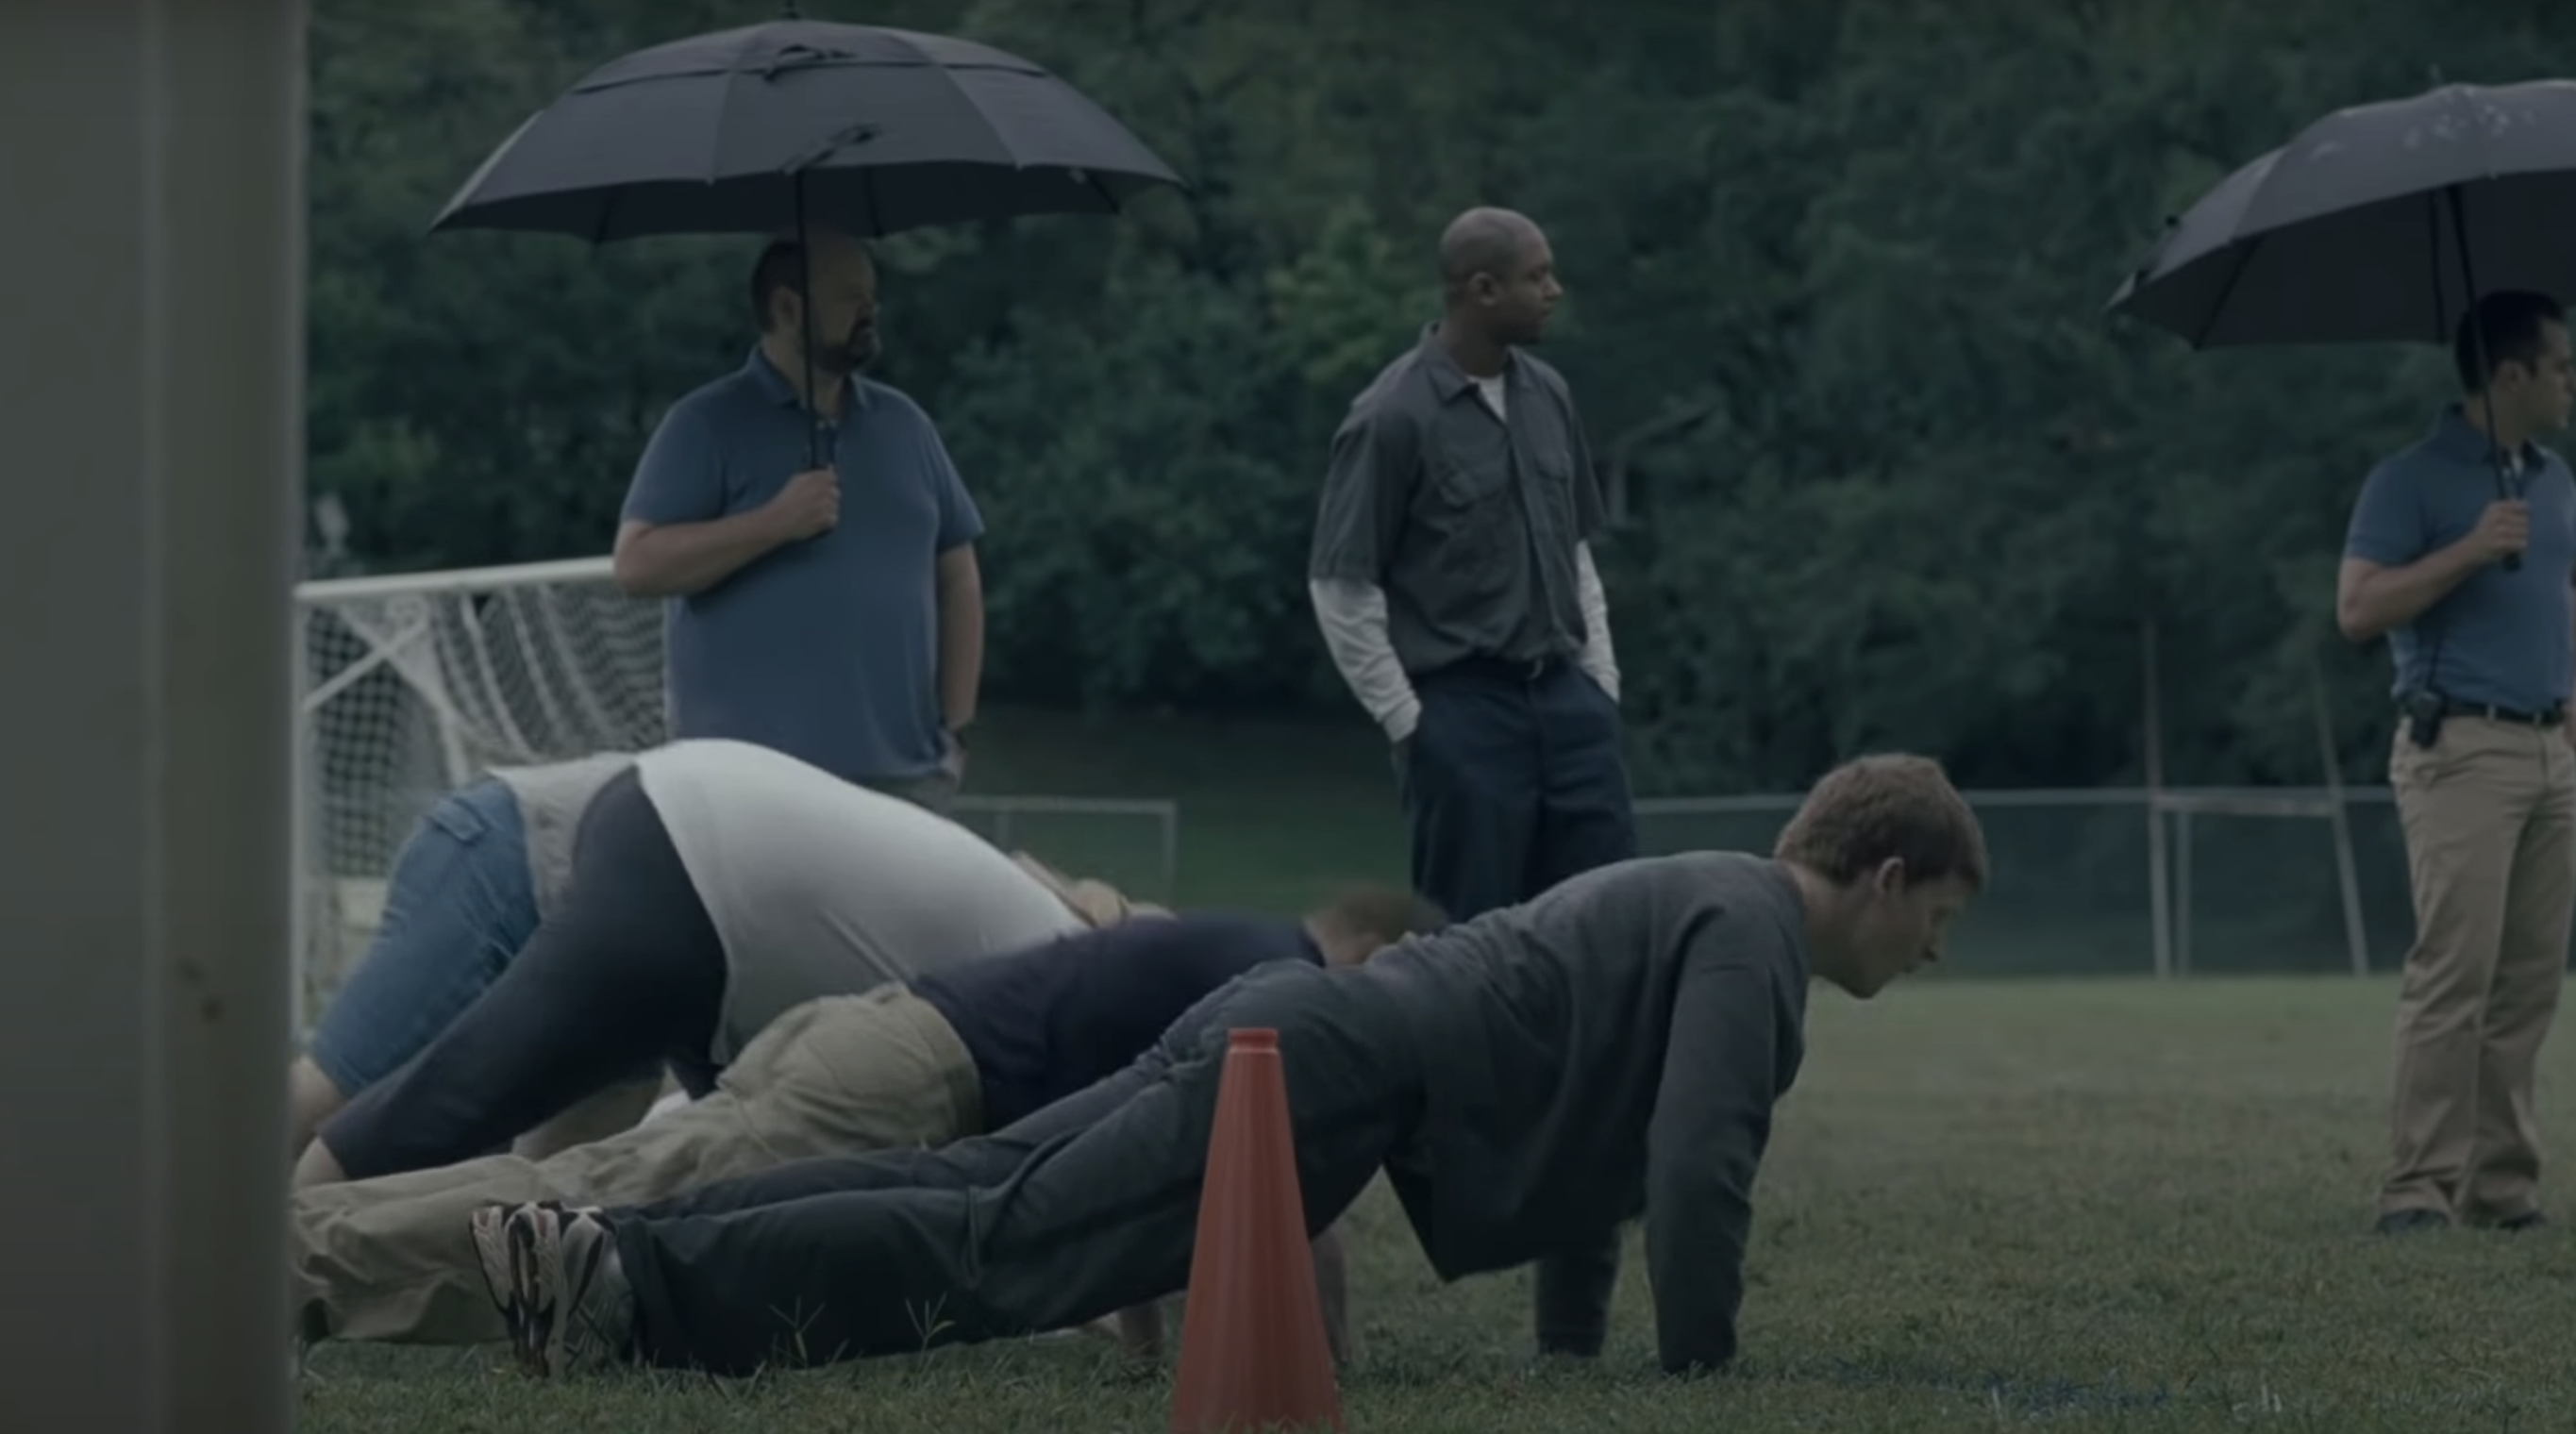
[294,975,2576,1431]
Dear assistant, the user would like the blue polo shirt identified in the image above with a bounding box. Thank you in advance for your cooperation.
[2344,402,2576,713]
[621,349,982,784]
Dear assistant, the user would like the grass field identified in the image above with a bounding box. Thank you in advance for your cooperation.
[294,975,2576,1432]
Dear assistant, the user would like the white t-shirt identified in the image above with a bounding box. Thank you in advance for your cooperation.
[633,738,1085,1063]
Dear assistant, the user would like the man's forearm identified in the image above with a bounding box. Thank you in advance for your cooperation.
[613,511,785,597]
[1310,578,1419,742]
[2339,541,2486,642]
[936,570,984,730]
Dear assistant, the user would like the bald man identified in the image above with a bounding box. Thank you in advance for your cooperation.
[611,227,985,812]
[1307,207,1637,926]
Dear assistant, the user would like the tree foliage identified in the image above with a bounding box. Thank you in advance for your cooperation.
[305,0,2576,790]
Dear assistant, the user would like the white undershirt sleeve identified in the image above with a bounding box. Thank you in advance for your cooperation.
[1574,542,1619,703]
[1308,577,1421,742]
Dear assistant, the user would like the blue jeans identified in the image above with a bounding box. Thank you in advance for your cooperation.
[308,776,543,1096]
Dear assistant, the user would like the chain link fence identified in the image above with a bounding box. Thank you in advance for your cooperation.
[1637,787,2434,977]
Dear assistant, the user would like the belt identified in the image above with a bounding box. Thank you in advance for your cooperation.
[1433,652,1564,684]
[2436,700,2567,726]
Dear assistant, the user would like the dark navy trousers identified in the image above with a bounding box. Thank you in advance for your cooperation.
[1397,656,1638,923]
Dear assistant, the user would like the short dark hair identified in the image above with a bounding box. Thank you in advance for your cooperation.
[748,240,804,334]
[1313,885,1448,950]
[1774,753,1988,892]
[2453,290,2566,392]
[746,237,874,334]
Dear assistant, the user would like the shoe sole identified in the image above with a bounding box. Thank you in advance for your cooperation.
[471,1200,618,1378]
[519,1206,573,1377]
[556,1212,614,1370]
[469,1206,540,1373]
[477,1203,567,1377]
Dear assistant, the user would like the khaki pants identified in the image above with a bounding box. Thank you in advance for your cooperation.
[292,984,982,1347]
[2382,716,2576,1223]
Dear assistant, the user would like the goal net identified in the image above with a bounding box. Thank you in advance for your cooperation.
[292,555,1183,1041]
[293,558,669,1031]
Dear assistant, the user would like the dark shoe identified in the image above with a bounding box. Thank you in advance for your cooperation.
[2498,1210,2549,1232]
[2375,1209,2451,1236]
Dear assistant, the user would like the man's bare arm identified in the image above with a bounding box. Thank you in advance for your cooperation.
[2336,548,2488,642]
[611,512,791,598]
[935,543,984,732]
[2337,502,2524,642]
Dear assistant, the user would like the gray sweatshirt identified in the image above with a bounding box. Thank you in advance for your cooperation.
[1363,849,1812,1374]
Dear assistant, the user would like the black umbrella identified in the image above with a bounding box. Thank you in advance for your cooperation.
[2106,77,2576,566]
[430,15,1189,461]
[430,18,1186,241]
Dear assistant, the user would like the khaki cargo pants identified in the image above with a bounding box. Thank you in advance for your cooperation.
[292,983,982,1347]
[2382,716,2576,1224]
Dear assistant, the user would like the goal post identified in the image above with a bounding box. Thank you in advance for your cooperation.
[292,556,658,1035]
[2132,621,2377,978]
[2150,790,2371,977]
[291,555,1179,1040]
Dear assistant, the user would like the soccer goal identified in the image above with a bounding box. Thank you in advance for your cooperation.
[290,555,1179,1039]
[2137,621,2374,979]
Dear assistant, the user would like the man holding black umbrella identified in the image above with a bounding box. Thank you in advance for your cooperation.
[2336,290,2576,1237]
[429,18,1190,812]
[2099,75,2576,1237]
[611,228,985,814]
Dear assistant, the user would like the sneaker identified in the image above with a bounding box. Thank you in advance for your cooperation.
[471,1201,633,1377]
[2498,1209,2550,1233]
[2374,1208,2451,1237]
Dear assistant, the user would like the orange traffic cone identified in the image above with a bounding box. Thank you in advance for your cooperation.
[1168,1027,1346,1434]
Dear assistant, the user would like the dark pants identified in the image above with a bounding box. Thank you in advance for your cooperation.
[315,768,726,1181]
[1400,657,1637,922]
[607,961,1424,1377]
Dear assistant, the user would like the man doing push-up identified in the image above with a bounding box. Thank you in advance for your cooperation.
[477,753,1986,1380]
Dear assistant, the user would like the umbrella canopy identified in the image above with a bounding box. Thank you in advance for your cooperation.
[429,19,1187,242]
[2105,79,2576,347]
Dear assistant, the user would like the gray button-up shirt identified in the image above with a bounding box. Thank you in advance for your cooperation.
[1308,325,1607,675]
